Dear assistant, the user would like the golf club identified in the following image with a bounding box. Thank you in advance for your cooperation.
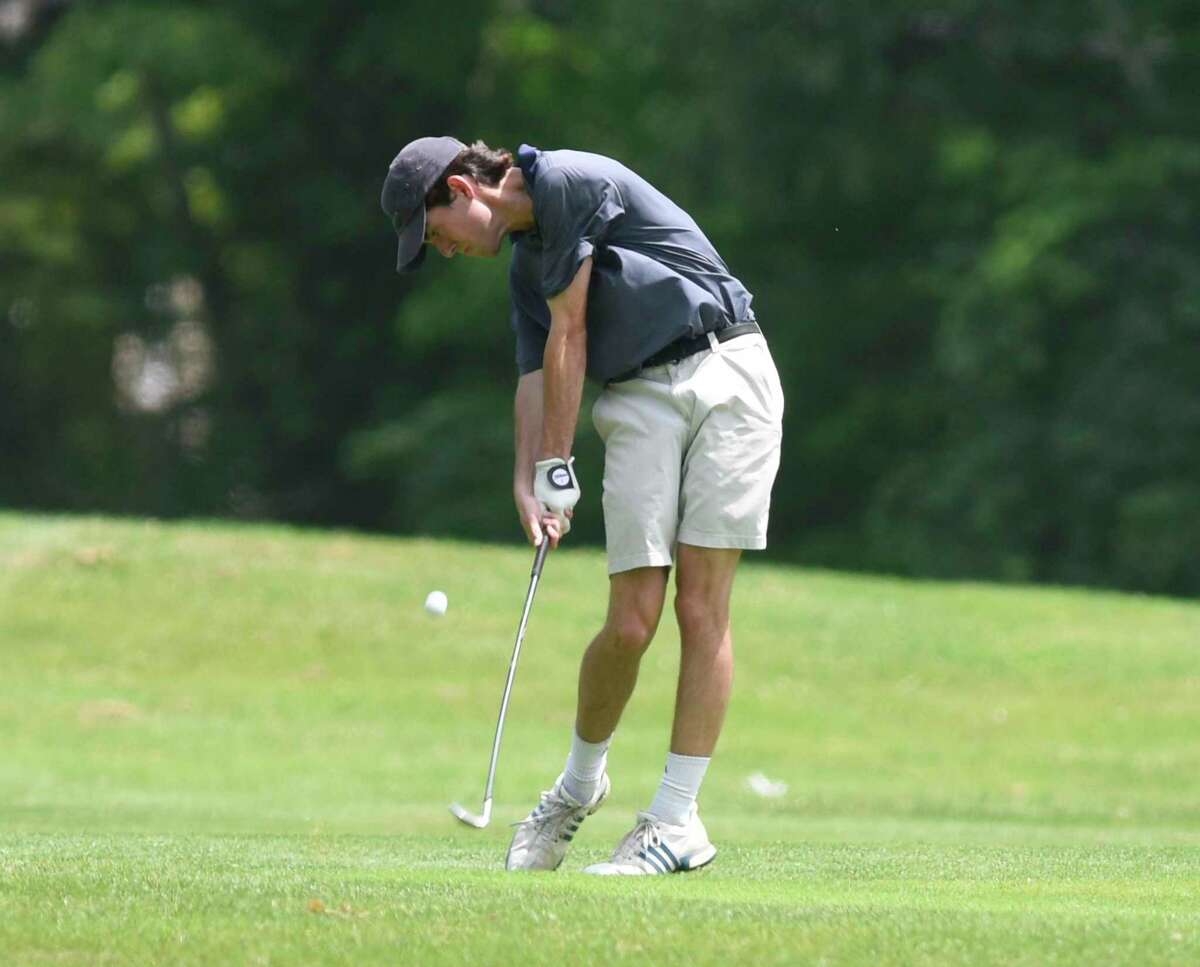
[450,537,551,828]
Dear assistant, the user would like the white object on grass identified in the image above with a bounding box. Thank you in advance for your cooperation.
[424,590,448,616]
[746,771,788,799]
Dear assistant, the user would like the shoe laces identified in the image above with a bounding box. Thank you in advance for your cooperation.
[610,813,663,864]
[511,787,585,843]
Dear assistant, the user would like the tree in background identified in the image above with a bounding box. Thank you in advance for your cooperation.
[2,0,1197,595]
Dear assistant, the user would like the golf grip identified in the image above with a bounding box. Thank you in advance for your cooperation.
[481,540,550,807]
[531,533,550,577]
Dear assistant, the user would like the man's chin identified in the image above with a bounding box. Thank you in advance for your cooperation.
[467,245,501,259]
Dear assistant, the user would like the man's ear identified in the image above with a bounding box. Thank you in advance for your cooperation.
[446,174,476,201]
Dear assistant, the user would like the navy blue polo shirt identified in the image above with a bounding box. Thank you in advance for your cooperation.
[509,144,756,383]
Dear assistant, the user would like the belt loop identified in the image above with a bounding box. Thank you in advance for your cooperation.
[706,330,721,354]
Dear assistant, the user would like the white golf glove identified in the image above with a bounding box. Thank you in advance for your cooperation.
[533,456,580,536]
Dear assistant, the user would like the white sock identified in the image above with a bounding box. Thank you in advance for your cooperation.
[562,731,610,804]
[648,752,710,826]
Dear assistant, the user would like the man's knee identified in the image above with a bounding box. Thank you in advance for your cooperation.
[674,544,739,642]
[604,611,658,656]
[603,567,667,657]
[674,591,728,642]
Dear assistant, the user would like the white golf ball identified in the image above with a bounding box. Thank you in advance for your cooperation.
[424,590,448,617]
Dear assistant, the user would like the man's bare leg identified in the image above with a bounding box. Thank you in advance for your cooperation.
[639,543,740,826]
[554,565,668,805]
[669,544,741,756]
[506,565,670,870]
[574,565,670,742]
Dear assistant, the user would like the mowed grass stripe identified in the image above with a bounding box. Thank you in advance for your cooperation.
[0,835,1195,966]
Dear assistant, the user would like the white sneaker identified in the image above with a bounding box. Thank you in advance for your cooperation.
[583,804,716,875]
[505,773,610,871]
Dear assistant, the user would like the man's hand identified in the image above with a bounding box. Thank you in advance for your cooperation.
[515,489,571,549]
[533,456,580,542]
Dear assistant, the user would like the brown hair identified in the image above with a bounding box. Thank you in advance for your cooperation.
[424,140,514,208]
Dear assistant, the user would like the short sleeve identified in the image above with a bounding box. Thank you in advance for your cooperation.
[536,167,624,298]
[510,260,550,374]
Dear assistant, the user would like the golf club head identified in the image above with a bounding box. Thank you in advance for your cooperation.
[449,799,492,828]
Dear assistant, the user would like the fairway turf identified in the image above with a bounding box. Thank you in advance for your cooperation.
[1,513,1198,965]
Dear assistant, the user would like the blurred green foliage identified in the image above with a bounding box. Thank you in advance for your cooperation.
[2,0,1197,595]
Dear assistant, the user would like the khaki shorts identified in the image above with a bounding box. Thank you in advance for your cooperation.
[590,331,784,575]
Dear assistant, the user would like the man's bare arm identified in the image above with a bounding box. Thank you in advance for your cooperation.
[513,369,543,498]
[540,257,592,459]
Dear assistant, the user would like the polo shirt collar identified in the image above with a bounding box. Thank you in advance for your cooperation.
[516,143,540,185]
[512,143,541,243]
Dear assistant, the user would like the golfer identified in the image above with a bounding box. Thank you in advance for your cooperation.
[382,137,784,874]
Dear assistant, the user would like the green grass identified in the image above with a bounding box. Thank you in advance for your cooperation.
[1,512,1198,965]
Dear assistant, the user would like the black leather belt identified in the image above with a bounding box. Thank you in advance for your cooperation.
[609,321,761,383]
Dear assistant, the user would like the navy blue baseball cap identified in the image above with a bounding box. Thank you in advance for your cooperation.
[381,136,465,273]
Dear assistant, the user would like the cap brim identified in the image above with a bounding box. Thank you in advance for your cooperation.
[395,205,427,273]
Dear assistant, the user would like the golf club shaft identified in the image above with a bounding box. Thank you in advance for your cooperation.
[480,539,550,807]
